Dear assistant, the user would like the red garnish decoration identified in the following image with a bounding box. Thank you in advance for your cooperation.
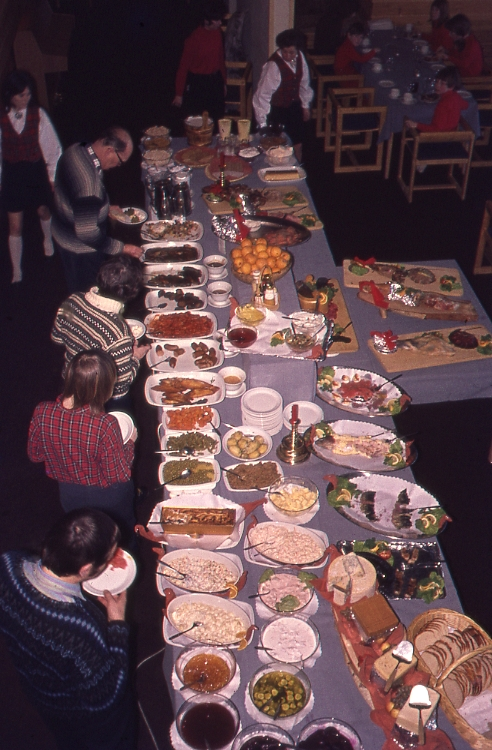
[353,256,376,266]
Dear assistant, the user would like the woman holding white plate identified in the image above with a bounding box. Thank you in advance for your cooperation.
[28,350,136,542]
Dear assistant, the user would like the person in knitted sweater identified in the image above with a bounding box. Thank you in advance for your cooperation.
[0,509,136,750]
[0,69,62,283]
[51,255,150,405]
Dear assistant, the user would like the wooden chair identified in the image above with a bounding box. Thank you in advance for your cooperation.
[465,82,492,168]
[13,0,75,111]
[324,87,387,173]
[225,61,252,120]
[309,59,363,138]
[473,201,492,274]
[461,76,492,102]
[397,119,475,203]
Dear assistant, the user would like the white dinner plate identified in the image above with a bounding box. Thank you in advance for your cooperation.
[82,550,136,596]
[110,411,134,444]
[110,206,147,225]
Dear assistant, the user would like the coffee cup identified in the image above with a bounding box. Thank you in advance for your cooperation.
[208,280,232,305]
[390,88,400,99]
[204,254,227,279]
[372,62,383,73]
[403,92,413,104]
[218,366,246,396]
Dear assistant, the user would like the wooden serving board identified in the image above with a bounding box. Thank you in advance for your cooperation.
[327,280,359,354]
[204,155,253,183]
[202,186,309,215]
[266,206,324,231]
[343,260,463,296]
[368,325,492,372]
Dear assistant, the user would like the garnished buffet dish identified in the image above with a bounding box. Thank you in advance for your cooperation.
[145,310,216,339]
[317,366,410,416]
[141,219,203,242]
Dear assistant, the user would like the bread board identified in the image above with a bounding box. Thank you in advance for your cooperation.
[343,259,463,296]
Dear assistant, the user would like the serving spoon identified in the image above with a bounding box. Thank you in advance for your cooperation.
[169,621,203,641]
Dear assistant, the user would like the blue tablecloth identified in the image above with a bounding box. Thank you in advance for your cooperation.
[153,140,486,750]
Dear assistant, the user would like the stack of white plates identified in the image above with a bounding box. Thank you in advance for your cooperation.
[241,387,283,435]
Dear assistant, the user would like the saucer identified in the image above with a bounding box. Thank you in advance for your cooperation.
[225,382,247,398]
[207,268,228,281]
[208,294,231,308]
[379,79,395,88]
[400,95,417,105]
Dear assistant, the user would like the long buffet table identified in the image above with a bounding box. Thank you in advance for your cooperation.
[145,138,492,749]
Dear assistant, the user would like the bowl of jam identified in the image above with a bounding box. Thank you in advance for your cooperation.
[176,694,240,750]
[227,325,258,349]
[175,645,236,693]
[232,723,295,750]
[297,718,363,750]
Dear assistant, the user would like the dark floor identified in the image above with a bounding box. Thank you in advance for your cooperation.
[1,2,492,748]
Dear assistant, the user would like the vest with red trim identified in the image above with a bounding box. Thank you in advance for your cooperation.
[270,51,302,108]
[1,107,42,163]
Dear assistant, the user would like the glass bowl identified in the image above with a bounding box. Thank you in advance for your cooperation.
[176,693,240,750]
[289,311,325,337]
[232,724,295,750]
[257,567,315,615]
[235,304,266,327]
[227,325,258,349]
[268,476,319,517]
[249,663,311,720]
[284,330,316,353]
[297,717,363,750]
[260,615,320,664]
[175,645,236,693]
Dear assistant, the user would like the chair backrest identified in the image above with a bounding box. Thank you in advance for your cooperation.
[463,82,492,105]
[328,87,375,109]
[413,117,475,146]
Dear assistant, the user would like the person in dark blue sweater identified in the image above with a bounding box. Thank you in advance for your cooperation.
[0,509,136,750]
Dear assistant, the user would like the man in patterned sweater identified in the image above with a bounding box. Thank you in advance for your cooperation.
[52,126,143,293]
[51,255,150,405]
[0,509,136,750]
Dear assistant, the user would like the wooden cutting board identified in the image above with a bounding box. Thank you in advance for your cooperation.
[202,186,309,215]
[368,325,492,372]
[343,260,463,296]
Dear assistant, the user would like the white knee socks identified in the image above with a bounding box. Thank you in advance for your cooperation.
[9,236,22,283]
[41,217,54,256]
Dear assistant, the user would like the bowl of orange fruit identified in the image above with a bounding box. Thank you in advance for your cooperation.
[230,237,293,284]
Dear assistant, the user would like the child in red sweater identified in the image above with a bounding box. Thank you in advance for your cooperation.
[406,66,468,132]
[422,0,453,54]
[172,0,227,125]
[334,22,380,77]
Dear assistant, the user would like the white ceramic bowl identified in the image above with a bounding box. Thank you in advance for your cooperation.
[282,401,324,432]
[222,426,273,462]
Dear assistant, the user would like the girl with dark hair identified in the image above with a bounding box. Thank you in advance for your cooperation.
[172,0,228,124]
[51,255,150,405]
[1,69,62,282]
[422,0,453,53]
[28,350,137,539]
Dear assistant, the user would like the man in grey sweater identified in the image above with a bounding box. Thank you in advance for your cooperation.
[52,126,142,293]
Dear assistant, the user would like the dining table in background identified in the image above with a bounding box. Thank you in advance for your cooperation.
[362,29,481,178]
[142,139,492,750]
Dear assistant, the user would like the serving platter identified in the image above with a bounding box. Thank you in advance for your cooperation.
[304,419,416,471]
[258,167,307,184]
[141,220,203,242]
[343,259,464,296]
[317,366,410,417]
[326,473,449,539]
[336,539,445,601]
[148,494,246,551]
[156,549,243,596]
[163,593,254,648]
[145,288,207,312]
[174,145,215,168]
[141,241,203,264]
[82,550,136,596]
[245,521,329,567]
[223,461,284,493]
[202,185,309,216]
[368,325,492,373]
[145,371,225,407]
[157,426,221,457]
[143,263,208,290]
[161,405,220,432]
[146,339,223,372]
[158,457,221,492]
[144,310,217,340]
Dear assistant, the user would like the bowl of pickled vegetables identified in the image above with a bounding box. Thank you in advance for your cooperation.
[249,664,310,719]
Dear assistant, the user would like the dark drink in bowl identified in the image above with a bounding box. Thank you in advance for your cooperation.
[177,695,239,750]
[227,325,257,349]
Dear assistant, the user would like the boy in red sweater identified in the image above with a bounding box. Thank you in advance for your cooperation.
[438,14,483,77]
[172,0,227,125]
[406,66,468,132]
[334,22,379,77]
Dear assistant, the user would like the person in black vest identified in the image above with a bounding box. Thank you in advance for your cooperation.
[253,29,314,161]
[0,70,62,283]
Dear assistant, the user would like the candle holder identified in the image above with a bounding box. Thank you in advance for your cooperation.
[276,413,310,465]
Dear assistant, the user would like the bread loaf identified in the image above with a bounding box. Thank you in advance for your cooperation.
[160,507,235,536]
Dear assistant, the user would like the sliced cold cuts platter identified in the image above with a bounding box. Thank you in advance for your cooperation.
[326,473,450,539]
[316,366,411,417]
[343,259,463,296]
[304,419,416,471]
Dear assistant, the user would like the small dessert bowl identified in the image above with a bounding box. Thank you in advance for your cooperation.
[175,645,237,693]
[204,255,227,279]
[285,330,316,353]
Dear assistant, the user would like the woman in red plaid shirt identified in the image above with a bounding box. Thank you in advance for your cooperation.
[28,350,136,541]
